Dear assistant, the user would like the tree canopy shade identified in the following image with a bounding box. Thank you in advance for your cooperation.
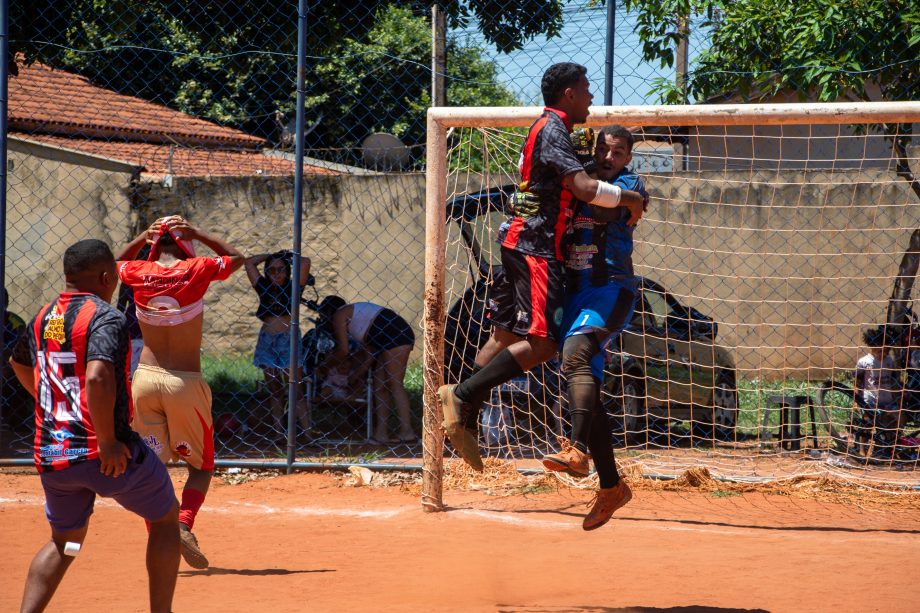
[9,1,545,153]
[622,0,920,104]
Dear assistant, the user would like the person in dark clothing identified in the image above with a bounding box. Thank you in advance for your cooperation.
[438,62,646,472]
[542,125,648,530]
[245,250,312,436]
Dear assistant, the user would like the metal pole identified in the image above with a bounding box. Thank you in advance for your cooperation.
[287,0,309,473]
[431,4,446,107]
[603,0,616,105]
[0,0,9,447]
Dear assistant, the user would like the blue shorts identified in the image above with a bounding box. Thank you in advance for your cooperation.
[561,278,638,379]
[39,439,177,532]
[253,328,291,370]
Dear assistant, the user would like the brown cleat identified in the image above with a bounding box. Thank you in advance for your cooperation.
[583,480,632,531]
[179,525,209,569]
[542,438,590,478]
[438,384,483,472]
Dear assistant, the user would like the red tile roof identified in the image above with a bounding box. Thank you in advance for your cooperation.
[11,132,332,178]
[8,60,337,177]
[10,61,265,148]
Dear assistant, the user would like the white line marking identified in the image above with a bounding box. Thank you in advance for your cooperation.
[1,495,916,544]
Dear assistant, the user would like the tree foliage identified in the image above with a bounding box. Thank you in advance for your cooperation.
[9,1,552,151]
[622,0,920,104]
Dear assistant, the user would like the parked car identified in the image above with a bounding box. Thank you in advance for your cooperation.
[601,277,739,442]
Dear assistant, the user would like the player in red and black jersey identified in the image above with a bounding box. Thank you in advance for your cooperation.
[10,239,179,613]
[439,62,648,471]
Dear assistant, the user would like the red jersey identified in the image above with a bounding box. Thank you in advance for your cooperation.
[117,256,233,325]
[11,293,134,472]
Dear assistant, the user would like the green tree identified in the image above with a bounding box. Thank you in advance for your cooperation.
[622,0,920,349]
[10,1,561,151]
[623,0,920,190]
[622,0,920,105]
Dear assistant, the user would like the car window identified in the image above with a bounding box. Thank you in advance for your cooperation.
[644,288,669,330]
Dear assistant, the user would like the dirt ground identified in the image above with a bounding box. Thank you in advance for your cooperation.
[2,465,918,613]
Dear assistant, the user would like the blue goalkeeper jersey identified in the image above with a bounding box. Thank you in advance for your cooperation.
[564,168,647,291]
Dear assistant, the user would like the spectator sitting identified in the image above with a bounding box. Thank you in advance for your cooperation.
[318,297,417,444]
[245,250,312,437]
[855,325,904,446]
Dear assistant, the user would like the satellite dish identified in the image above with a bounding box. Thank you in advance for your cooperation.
[362,133,411,170]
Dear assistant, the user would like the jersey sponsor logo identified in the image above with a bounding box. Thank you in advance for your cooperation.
[553,307,565,326]
[143,434,164,456]
[50,428,74,443]
[516,310,531,326]
[175,441,192,458]
[43,307,66,343]
[140,271,193,288]
[572,216,596,230]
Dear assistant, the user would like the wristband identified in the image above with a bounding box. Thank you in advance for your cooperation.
[590,181,622,208]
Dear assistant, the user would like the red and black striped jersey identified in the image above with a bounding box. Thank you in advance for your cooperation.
[501,107,584,261]
[11,293,133,472]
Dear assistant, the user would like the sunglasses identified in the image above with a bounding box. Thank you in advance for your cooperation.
[267,266,286,273]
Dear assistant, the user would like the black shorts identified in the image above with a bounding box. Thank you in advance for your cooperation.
[488,247,565,342]
[366,308,415,354]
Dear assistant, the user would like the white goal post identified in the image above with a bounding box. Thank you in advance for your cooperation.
[422,102,920,512]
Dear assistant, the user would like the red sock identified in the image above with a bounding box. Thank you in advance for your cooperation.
[179,488,206,530]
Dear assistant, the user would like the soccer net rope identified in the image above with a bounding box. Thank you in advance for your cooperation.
[421,102,920,510]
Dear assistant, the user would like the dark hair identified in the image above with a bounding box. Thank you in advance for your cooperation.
[863,325,890,348]
[63,239,115,276]
[316,295,347,332]
[541,62,587,106]
[263,252,292,282]
[599,125,635,153]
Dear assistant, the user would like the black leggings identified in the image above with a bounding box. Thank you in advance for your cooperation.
[562,333,620,488]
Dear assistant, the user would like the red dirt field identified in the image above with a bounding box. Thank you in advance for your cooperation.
[2,466,918,613]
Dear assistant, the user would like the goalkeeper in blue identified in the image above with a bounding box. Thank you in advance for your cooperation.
[542,125,648,530]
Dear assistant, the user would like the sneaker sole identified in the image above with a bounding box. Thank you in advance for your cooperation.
[179,533,209,569]
[444,423,483,472]
[583,487,633,531]
[542,457,590,478]
[438,386,483,472]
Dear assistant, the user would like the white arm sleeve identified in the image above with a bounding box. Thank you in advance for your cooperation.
[590,180,622,208]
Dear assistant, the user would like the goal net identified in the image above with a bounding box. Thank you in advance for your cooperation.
[421,102,920,511]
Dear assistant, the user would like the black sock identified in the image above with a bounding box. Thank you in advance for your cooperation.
[588,387,620,488]
[568,377,595,454]
[455,349,524,407]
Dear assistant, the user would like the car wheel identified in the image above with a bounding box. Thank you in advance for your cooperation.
[711,370,739,441]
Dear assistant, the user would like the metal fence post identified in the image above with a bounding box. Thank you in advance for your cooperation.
[287,0,309,473]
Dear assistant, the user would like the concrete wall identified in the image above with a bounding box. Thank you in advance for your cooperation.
[5,139,137,317]
[134,173,429,362]
[635,168,920,379]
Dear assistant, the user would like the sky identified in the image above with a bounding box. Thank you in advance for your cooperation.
[452,2,711,107]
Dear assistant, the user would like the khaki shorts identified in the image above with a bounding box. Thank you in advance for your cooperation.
[131,364,214,471]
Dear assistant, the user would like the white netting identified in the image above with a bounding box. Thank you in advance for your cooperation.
[426,104,920,497]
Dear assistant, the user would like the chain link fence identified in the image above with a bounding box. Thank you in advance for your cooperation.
[3,1,919,471]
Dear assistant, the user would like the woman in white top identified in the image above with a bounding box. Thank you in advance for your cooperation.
[319,297,417,443]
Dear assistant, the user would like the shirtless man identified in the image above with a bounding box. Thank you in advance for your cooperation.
[116,216,244,569]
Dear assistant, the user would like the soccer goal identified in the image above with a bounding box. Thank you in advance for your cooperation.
[421,102,920,511]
